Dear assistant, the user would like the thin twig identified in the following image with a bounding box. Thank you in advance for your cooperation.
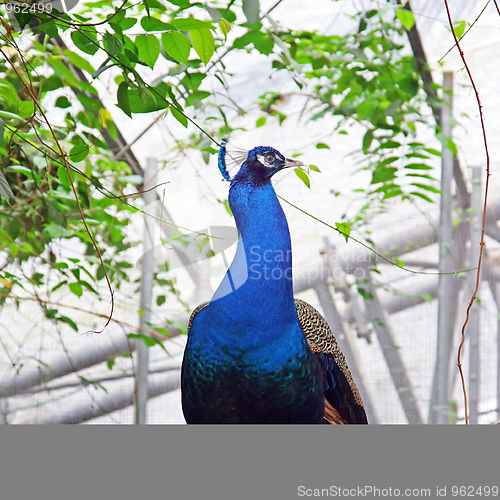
[437,1,491,63]
[443,0,492,426]
[29,0,131,27]
[27,365,180,394]
[0,293,184,341]
[278,195,478,277]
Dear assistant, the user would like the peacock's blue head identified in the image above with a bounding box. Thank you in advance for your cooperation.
[218,139,304,182]
[246,146,305,178]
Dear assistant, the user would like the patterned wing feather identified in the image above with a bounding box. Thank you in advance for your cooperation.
[295,299,368,424]
[188,302,209,330]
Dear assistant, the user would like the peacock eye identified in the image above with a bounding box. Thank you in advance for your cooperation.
[264,153,275,164]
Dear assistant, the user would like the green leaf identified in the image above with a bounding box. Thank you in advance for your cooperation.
[141,17,175,32]
[118,17,138,31]
[190,28,215,64]
[81,377,108,392]
[201,147,217,154]
[453,20,468,39]
[419,293,435,303]
[294,168,310,188]
[362,129,373,152]
[357,99,377,120]
[7,165,39,180]
[44,224,75,238]
[136,34,160,69]
[242,0,260,26]
[127,333,168,353]
[406,173,437,181]
[157,295,166,306]
[404,163,433,170]
[182,72,206,90]
[335,222,351,243]
[378,140,401,150]
[223,198,233,216]
[219,18,232,39]
[316,142,330,149]
[309,164,321,172]
[410,191,434,203]
[117,81,131,117]
[357,287,373,300]
[57,315,78,331]
[233,31,273,54]
[63,49,95,74]
[107,356,116,370]
[382,188,403,200]
[392,257,405,268]
[378,157,399,168]
[55,96,71,108]
[410,183,441,194]
[436,132,458,155]
[44,308,58,319]
[166,318,188,336]
[152,327,170,337]
[128,83,169,113]
[71,30,99,55]
[170,106,188,127]
[256,116,266,127]
[396,8,415,31]
[34,19,59,39]
[76,93,99,112]
[109,22,123,39]
[104,32,123,56]
[371,167,397,184]
[79,280,98,295]
[406,152,429,159]
[423,148,441,157]
[143,0,164,12]
[0,171,14,205]
[0,110,23,121]
[162,31,191,64]
[18,101,35,118]
[69,143,89,163]
[0,81,18,107]
[57,165,71,189]
[0,117,4,147]
[198,236,210,252]
[171,18,214,31]
[69,282,83,297]
[167,0,190,6]
[17,101,35,118]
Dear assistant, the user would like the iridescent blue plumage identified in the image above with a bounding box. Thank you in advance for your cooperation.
[181,142,367,424]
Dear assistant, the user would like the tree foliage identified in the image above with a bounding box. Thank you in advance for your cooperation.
[0,0,449,333]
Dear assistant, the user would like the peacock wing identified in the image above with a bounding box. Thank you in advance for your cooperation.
[295,299,368,424]
[187,302,210,332]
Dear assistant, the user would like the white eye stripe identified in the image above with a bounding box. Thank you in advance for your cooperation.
[258,153,278,167]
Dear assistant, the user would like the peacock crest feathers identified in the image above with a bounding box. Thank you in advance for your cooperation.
[217,138,304,182]
[218,138,247,182]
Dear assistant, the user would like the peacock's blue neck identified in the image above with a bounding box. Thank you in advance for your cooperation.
[211,175,297,327]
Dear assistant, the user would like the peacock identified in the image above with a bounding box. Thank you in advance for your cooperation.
[181,140,367,424]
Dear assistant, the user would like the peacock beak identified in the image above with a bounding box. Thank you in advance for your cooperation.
[283,158,305,168]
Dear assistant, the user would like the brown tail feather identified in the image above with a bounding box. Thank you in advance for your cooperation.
[324,399,347,425]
